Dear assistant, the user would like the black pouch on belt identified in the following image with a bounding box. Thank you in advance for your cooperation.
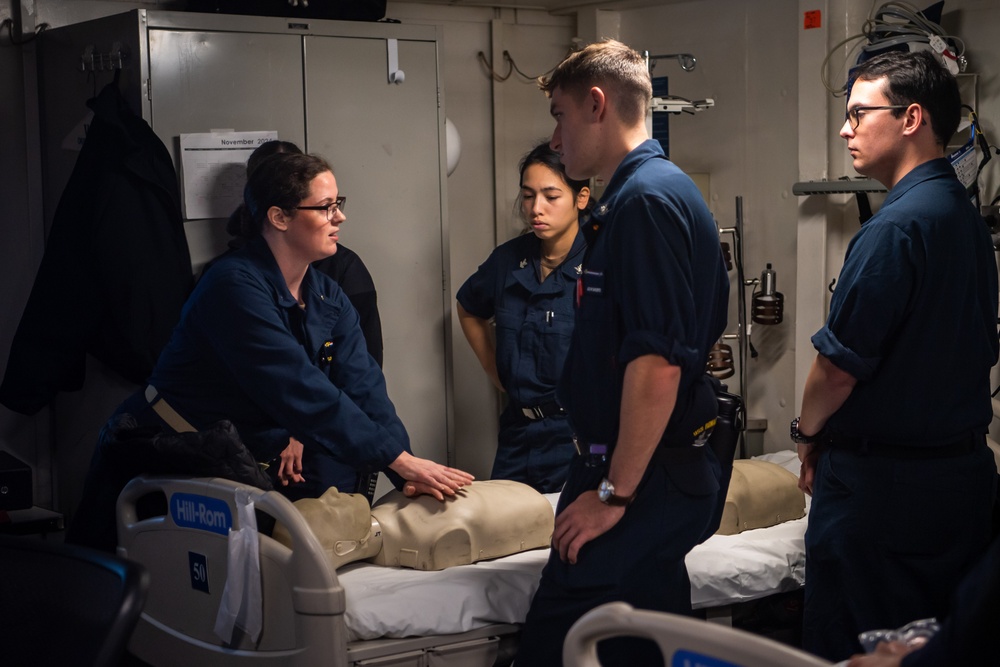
[702,385,744,539]
[708,388,744,470]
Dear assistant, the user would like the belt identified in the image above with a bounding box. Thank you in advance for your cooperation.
[574,438,703,468]
[145,385,196,433]
[829,432,982,460]
[573,438,608,468]
[520,401,566,421]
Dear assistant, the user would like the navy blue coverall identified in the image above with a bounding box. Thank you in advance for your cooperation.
[803,158,999,661]
[516,140,730,666]
[69,235,411,548]
[457,231,585,492]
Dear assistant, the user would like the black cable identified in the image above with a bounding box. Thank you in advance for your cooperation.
[504,51,556,81]
[476,51,512,82]
[822,2,965,97]
[1,18,49,45]
[477,50,560,83]
[962,106,993,177]
[747,284,760,359]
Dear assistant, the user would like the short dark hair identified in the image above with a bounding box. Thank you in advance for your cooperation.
[850,50,960,146]
[539,39,651,127]
[236,152,333,239]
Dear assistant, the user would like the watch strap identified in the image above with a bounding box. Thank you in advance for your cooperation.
[598,478,635,507]
[603,492,633,507]
[790,417,824,444]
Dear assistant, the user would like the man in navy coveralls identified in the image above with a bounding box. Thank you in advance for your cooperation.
[516,39,730,666]
[793,50,998,662]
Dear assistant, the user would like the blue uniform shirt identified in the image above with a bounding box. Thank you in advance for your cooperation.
[812,158,998,443]
[457,230,585,407]
[457,229,584,492]
[149,236,409,485]
[558,140,729,448]
[514,141,731,667]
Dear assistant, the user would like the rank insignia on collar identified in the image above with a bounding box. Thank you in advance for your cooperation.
[575,264,583,275]
[320,340,334,366]
[519,259,527,268]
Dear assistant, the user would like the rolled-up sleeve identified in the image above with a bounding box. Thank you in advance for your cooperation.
[614,195,702,376]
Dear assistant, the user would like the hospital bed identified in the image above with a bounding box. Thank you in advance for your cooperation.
[116,451,807,666]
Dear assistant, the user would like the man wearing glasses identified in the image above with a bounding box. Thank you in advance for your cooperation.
[792,50,998,661]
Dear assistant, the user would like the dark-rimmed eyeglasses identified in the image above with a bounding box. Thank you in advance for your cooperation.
[845,105,908,130]
[295,196,346,220]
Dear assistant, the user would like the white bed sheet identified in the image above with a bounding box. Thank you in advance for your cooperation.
[687,451,809,608]
[339,450,808,641]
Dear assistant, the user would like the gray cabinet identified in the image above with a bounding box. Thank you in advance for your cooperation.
[37,10,452,473]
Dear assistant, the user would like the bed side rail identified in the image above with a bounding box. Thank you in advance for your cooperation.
[117,475,349,666]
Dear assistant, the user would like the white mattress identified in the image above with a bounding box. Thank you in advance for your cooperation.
[687,450,808,608]
[339,450,808,641]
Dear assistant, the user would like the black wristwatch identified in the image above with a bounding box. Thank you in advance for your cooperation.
[789,417,823,445]
[597,478,634,507]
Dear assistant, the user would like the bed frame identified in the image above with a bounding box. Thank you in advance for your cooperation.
[116,476,517,667]
[117,453,811,666]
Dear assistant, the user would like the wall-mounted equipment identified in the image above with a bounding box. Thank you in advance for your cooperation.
[752,264,784,325]
[644,49,714,115]
[650,97,715,114]
[643,49,713,160]
[79,42,128,71]
[793,177,887,225]
[646,51,697,72]
[713,197,784,456]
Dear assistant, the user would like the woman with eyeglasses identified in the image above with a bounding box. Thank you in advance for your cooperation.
[68,151,473,552]
[456,142,591,493]
[219,140,385,371]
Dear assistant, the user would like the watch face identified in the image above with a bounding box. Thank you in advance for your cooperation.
[598,478,613,501]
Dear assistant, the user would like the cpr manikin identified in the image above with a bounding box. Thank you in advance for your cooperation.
[272,485,383,570]
[273,479,555,571]
[715,459,805,536]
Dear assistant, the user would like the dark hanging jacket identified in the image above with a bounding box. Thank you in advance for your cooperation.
[0,81,193,415]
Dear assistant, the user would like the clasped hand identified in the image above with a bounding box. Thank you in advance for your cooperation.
[552,491,625,564]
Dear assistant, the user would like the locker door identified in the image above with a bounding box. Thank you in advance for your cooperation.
[147,28,306,267]
[304,35,448,463]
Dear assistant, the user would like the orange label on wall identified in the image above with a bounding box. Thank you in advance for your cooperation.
[804,10,822,29]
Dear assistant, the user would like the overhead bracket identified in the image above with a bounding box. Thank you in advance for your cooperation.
[651,96,714,114]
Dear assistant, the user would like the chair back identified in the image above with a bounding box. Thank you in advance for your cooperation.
[0,534,149,667]
[564,602,832,667]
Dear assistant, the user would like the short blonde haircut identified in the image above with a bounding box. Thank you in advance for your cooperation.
[539,39,651,127]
